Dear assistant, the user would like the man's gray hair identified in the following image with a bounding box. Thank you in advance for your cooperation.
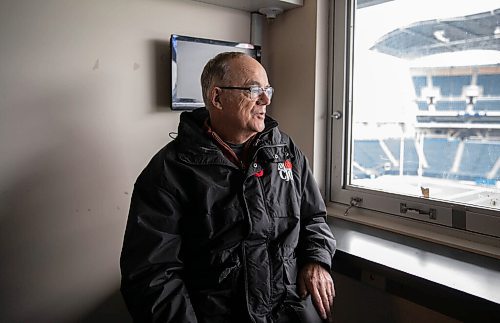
[200,52,249,107]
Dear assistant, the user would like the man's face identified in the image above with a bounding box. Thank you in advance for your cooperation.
[217,56,271,141]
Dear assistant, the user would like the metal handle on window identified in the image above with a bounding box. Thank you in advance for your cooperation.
[332,111,343,119]
[400,203,436,220]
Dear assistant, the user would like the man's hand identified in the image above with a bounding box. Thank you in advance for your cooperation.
[297,262,335,322]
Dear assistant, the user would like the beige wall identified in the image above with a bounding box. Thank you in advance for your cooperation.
[264,0,329,193]
[0,0,249,322]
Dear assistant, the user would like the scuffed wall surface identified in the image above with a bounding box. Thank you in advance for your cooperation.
[0,0,249,321]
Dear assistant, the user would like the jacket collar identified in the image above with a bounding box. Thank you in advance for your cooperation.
[175,108,280,167]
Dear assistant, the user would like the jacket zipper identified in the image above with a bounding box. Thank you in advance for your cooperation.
[243,143,286,321]
[241,242,256,323]
[256,176,275,314]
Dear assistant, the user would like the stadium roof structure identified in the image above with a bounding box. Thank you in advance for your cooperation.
[370,8,500,59]
[357,0,394,9]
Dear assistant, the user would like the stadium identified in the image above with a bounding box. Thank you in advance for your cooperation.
[350,5,500,210]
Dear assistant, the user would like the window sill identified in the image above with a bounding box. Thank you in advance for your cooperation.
[326,202,500,305]
[327,202,500,260]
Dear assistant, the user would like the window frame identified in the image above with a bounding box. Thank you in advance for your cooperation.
[327,0,500,244]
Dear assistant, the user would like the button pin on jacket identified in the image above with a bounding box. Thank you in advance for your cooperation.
[278,160,293,181]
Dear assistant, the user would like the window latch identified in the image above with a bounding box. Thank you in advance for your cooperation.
[400,203,437,220]
[344,197,363,216]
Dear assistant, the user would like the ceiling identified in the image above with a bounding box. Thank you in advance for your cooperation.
[192,0,302,12]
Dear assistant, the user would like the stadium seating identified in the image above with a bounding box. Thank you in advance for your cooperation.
[412,76,427,97]
[432,75,471,96]
[416,100,428,110]
[352,138,499,182]
[458,141,500,180]
[354,70,500,183]
[477,74,500,96]
[421,138,458,178]
[474,99,500,111]
[435,100,468,111]
[352,140,388,168]
[411,73,500,112]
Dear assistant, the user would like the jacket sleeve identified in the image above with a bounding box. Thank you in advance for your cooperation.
[294,146,337,270]
[120,155,198,323]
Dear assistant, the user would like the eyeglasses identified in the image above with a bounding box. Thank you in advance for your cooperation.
[218,86,274,100]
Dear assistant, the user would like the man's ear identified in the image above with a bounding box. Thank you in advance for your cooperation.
[210,87,223,110]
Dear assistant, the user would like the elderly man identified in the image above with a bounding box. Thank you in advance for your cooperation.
[120,52,336,323]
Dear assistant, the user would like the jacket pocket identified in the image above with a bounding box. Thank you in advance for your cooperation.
[283,295,324,323]
[254,145,299,219]
[258,155,300,218]
[196,249,241,320]
[196,288,234,320]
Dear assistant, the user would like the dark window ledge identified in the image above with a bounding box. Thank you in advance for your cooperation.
[328,216,500,321]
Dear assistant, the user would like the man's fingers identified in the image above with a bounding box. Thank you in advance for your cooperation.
[318,278,334,320]
[310,285,327,320]
[298,263,335,320]
[297,272,308,299]
[323,280,334,321]
[306,275,333,320]
[328,282,335,308]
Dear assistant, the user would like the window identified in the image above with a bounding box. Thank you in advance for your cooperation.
[329,0,500,239]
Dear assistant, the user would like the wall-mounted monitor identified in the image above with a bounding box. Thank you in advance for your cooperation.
[170,34,261,110]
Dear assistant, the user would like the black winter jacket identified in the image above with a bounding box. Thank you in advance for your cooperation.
[120,108,336,323]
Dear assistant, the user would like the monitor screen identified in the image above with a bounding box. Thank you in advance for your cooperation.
[170,34,261,110]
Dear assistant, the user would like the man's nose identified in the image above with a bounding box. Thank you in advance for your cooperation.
[257,92,271,105]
